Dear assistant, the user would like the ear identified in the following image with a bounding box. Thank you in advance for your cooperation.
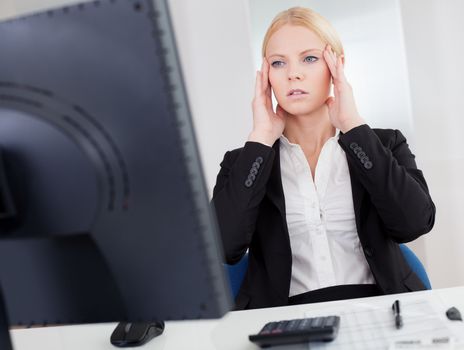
[340,54,345,66]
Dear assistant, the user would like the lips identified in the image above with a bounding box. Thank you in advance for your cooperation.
[287,89,308,96]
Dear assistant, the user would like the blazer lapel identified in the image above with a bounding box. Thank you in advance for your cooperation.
[265,140,292,300]
[266,140,286,221]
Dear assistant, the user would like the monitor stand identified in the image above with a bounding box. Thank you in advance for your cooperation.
[110,321,165,347]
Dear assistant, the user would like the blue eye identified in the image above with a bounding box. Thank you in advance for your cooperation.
[304,56,318,63]
[271,60,284,68]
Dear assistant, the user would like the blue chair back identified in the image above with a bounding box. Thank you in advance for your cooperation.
[225,244,431,298]
[399,244,431,290]
[225,253,249,298]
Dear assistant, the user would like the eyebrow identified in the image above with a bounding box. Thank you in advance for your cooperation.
[267,48,322,58]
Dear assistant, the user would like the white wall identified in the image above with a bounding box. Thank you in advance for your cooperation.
[400,0,464,288]
[168,0,255,196]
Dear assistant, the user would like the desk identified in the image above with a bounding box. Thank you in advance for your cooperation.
[11,286,464,350]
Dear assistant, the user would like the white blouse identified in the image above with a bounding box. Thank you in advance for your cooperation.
[279,132,375,297]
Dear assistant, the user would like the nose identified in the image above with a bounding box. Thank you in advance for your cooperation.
[288,70,303,81]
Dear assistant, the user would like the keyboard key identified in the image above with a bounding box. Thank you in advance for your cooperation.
[324,316,337,327]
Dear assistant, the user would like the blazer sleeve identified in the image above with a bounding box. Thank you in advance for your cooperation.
[338,124,436,243]
[211,141,275,264]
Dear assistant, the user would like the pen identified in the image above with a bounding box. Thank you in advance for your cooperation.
[392,300,403,329]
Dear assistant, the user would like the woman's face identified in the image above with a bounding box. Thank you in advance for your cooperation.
[265,24,332,116]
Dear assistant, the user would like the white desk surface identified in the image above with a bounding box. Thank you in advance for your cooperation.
[11,286,464,350]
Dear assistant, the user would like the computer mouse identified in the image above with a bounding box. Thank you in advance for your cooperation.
[446,307,462,321]
[110,321,165,347]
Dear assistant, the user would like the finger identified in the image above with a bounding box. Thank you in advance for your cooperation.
[326,44,335,63]
[324,52,337,82]
[333,53,343,84]
[259,59,266,90]
[331,49,340,80]
[329,46,342,81]
[254,70,261,99]
[262,61,274,112]
[260,62,273,112]
[337,55,348,84]
[261,58,267,79]
[323,45,337,80]
[333,73,340,102]
[330,47,337,63]
[262,59,272,97]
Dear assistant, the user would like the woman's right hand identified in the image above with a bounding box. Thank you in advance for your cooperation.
[248,59,287,146]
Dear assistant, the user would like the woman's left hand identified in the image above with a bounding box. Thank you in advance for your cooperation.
[323,44,365,133]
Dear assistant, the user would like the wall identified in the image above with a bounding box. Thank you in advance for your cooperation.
[0,0,256,197]
[400,0,464,287]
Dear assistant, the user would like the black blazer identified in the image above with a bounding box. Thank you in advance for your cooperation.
[212,124,436,310]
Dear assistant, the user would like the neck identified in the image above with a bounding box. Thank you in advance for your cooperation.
[283,104,335,156]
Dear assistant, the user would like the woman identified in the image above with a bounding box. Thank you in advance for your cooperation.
[212,7,435,310]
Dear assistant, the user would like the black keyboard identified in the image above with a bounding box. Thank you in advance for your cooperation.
[249,315,340,348]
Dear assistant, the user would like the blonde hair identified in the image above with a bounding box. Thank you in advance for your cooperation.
[262,7,344,59]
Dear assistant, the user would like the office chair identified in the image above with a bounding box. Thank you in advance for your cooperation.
[399,244,432,290]
[225,253,249,298]
[226,244,431,298]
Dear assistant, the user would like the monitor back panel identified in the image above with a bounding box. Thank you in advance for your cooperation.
[0,0,232,325]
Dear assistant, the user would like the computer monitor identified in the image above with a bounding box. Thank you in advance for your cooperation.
[0,0,232,348]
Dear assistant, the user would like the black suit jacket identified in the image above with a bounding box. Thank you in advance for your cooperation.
[212,125,436,310]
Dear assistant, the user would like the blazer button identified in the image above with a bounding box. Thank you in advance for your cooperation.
[250,168,258,176]
[364,161,373,169]
[252,161,261,169]
[247,174,256,182]
[255,156,264,164]
[364,247,373,257]
[353,146,362,155]
[357,151,366,159]
[360,156,369,164]
[245,179,253,188]
[350,142,358,150]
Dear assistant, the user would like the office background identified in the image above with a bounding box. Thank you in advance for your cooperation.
[1,0,463,290]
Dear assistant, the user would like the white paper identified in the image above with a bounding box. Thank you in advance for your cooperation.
[303,296,463,350]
